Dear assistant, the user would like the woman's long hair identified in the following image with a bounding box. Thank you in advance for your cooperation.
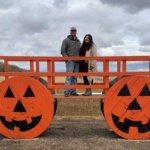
[80,34,94,50]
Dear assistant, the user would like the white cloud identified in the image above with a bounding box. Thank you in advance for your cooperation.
[101,0,150,13]
[0,0,150,71]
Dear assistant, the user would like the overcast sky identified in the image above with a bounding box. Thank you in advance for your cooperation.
[0,0,150,71]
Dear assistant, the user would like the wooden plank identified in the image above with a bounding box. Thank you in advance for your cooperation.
[52,94,105,99]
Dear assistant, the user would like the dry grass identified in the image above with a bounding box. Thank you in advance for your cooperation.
[0,77,5,82]
[55,99,102,117]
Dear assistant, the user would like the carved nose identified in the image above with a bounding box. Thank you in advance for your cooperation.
[127,98,141,110]
[13,100,26,112]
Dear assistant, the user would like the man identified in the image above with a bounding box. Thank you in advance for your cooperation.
[61,27,81,97]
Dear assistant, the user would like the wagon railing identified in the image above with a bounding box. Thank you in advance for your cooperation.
[0,56,150,95]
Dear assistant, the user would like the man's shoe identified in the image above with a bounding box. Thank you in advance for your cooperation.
[64,93,70,97]
[70,93,79,96]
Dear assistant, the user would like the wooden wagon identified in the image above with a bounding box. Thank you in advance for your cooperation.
[0,56,150,140]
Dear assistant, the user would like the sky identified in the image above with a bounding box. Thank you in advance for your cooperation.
[0,0,150,71]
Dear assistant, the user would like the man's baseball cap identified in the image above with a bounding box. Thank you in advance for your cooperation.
[70,27,77,31]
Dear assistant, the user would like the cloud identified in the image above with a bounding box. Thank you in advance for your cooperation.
[139,46,150,52]
[53,0,68,9]
[18,4,51,34]
[100,0,150,13]
[0,0,16,9]
[0,0,150,69]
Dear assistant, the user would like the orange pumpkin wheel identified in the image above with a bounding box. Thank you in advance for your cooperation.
[0,77,54,139]
[38,78,57,116]
[100,78,119,117]
[104,75,150,140]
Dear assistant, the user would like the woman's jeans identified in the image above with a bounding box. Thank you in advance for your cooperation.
[64,60,79,95]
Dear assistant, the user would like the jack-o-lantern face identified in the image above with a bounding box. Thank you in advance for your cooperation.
[104,76,150,140]
[0,77,54,139]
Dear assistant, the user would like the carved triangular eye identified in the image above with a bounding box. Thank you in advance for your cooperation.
[4,86,15,98]
[127,98,141,110]
[118,84,131,96]
[24,86,35,97]
[13,99,26,112]
[139,84,150,96]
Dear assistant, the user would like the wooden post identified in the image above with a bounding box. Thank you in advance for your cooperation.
[103,60,109,94]
[4,59,8,80]
[36,60,40,81]
[51,60,55,94]
[122,60,126,77]
[30,60,34,79]
[117,60,121,80]
[47,60,52,94]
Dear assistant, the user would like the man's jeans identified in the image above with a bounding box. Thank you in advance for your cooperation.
[64,60,79,95]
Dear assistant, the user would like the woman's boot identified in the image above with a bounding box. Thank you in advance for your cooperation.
[82,88,92,96]
[82,89,88,96]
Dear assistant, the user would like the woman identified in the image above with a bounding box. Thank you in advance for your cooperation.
[79,34,97,96]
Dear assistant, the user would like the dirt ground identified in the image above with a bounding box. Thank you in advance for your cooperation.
[0,116,150,150]
[0,99,150,150]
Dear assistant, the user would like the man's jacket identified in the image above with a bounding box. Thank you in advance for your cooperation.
[61,35,81,57]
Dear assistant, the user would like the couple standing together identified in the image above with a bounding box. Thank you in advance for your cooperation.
[61,27,97,97]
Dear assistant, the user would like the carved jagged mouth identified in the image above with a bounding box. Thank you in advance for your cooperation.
[112,113,150,133]
[0,115,42,132]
